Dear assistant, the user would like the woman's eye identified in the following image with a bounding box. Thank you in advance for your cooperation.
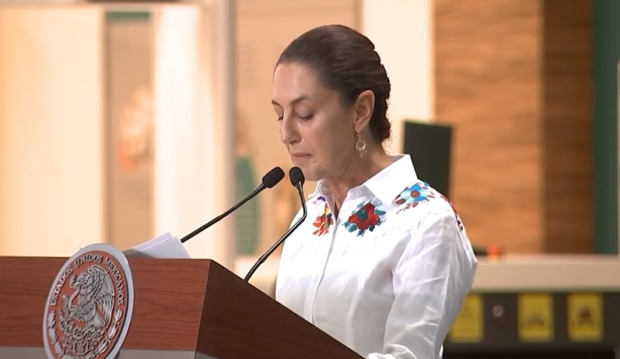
[299,114,314,120]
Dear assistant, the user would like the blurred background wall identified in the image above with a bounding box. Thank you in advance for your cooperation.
[0,0,436,285]
[435,0,593,254]
[0,7,105,256]
[0,0,617,288]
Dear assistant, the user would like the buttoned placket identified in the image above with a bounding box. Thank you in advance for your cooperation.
[303,196,338,322]
[306,188,367,324]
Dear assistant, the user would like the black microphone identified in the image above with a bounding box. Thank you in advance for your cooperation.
[244,167,307,282]
[180,167,285,243]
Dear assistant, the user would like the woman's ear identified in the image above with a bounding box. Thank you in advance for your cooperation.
[352,90,375,132]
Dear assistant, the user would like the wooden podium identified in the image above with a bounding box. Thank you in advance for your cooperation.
[0,256,362,359]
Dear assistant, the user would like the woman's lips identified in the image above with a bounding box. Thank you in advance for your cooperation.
[290,153,311,162]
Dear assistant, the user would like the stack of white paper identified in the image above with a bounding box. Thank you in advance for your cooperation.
[123,232,191,259]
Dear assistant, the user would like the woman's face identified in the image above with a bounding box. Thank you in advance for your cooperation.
[271,63,359,182]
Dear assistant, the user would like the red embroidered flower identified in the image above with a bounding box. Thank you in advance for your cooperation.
[343,202,385,236]
[312,198,333,236]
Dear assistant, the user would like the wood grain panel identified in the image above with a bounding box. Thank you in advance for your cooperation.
[0,256,208,350]
[122,258,209,350]
[0,256,361,359]
[542,0,593,253]
[435,0,544,253]
[0,257,66,347]
[196,261,361,359]
[434,0,593,253]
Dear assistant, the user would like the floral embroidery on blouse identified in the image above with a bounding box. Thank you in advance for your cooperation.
[343,201,386,237]
[395,182,465,232]
[393,182,436,213]
[312,196,333,236]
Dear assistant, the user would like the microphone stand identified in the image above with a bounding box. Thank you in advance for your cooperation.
[244,182,307,282]
[179,166,284,244]
[180,185,265,243]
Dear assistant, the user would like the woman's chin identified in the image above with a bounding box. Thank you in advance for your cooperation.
[293,163,319,182]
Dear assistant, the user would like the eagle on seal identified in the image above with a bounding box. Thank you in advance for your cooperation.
[62,265,115,328]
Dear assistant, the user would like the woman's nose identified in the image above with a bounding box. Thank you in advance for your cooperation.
[279,117,300,145]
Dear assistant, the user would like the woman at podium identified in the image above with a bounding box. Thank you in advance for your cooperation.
[271,25,478,359]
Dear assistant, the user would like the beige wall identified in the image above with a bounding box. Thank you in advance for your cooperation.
[0,7,104,256]
[0,3,236,267]
[362,0,435,152]
[152,2,236,267]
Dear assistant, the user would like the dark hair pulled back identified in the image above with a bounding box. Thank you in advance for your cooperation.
[277,24,391,143]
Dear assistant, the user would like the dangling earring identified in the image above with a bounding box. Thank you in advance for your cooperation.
[355,131,367,158]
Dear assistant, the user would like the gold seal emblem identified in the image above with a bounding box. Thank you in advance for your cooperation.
[43,244,135,359]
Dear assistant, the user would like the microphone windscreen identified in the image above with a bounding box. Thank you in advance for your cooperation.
[262,167,285,188]
[289,167,305,186]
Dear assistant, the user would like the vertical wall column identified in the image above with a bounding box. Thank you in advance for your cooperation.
[434,0,593,253]
[0,7,104,256]
[153,1,236,267]
[361,0,435,153]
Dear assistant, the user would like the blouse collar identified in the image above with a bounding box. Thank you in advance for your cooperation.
[310,154,418,206]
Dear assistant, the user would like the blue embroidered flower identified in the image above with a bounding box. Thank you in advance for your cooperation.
[343,201,386,236]
[394,182,436,213]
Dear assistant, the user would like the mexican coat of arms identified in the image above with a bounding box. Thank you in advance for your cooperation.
[43,244,135,359]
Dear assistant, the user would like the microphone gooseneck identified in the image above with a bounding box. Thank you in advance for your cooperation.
[244,167,307,282]
[180,167,285,243]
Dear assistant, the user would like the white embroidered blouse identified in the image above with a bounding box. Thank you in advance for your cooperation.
[275,154,477,359]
